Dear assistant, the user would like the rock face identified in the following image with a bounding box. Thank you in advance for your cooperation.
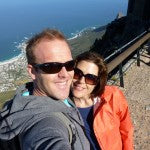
[90,0,150,60]
[127,0,150,22]
[122,0,150,45]
[90,16,127,59]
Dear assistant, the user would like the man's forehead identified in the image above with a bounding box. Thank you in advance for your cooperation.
[33,39,72,63]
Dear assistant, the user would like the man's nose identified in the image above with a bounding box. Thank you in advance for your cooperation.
[58,66,70,78]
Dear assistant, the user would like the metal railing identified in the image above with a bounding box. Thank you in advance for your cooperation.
[106,31,150,87]
[105,31,147,62]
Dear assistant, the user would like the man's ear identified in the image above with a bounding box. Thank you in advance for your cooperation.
[27,64,36,80]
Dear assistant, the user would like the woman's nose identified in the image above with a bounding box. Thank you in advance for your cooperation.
[78,75,86,83]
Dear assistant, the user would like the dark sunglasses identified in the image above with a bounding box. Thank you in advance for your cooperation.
[74,68,98,85]
[33,60,75,74]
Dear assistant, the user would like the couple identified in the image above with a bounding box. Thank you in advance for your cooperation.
[0,29,134,150]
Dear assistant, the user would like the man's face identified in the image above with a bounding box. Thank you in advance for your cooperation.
[28,39,74,100]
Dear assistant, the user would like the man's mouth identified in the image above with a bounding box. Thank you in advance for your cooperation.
[56,81,68,89]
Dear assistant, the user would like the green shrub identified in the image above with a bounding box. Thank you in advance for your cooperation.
[0,90,15,108]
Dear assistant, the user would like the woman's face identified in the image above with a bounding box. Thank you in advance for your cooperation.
[72,60,99,99]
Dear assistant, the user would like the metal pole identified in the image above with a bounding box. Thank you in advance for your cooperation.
[137,48,140,66]
[119,63,124,87]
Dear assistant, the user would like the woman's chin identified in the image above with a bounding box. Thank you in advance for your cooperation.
[72,91,83,99]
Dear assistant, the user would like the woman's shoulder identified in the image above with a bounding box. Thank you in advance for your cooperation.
[100,85,125,102]
[104,85,122,94]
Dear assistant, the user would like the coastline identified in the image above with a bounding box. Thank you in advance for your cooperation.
[0,25,106,66]
[0,53,24,66]
[68,26,98,40]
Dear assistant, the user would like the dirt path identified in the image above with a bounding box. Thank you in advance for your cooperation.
[117,48,150,150]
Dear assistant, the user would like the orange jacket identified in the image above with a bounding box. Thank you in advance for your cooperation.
[93,86,134,150]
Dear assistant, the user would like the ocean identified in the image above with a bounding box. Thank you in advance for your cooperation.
[0,0,128,61]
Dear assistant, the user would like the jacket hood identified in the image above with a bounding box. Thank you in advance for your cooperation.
[0,82,79,140]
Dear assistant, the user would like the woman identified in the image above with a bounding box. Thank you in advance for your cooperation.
[71,51,134,150]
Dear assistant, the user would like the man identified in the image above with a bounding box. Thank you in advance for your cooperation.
[0,29,90,150]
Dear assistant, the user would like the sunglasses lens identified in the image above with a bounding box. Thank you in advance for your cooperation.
[85,74,98,85]
[74,68,98,85]
[65,60,75,71]
[74,68,82,80]
[38,63,60,74]
[35,60,74,74]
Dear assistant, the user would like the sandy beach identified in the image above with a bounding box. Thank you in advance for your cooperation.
[0,53,24,66]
